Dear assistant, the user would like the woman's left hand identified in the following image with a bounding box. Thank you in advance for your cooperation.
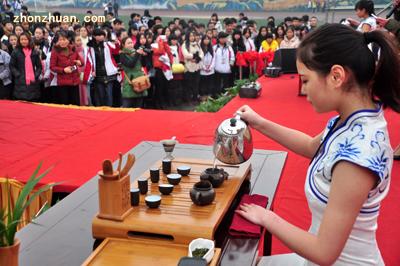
[235,203,268,226]
[74,60,82,66]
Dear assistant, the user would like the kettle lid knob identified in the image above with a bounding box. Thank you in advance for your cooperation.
[230,118,237,127]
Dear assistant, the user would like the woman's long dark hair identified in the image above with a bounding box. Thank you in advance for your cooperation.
[184,30,195,51]
[232,29,245,54]
[201,34,213,56]
[355,0,375,16]
[297,23,400,112]
[254,26,268,50]
[275,25,286,38]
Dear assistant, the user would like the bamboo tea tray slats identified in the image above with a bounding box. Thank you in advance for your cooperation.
[81,238,222,266]
[92,158,251,244]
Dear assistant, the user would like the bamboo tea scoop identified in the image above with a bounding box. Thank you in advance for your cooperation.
[120,154,135,177]
[117,152,123,174]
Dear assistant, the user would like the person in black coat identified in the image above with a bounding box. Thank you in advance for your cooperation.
[10,32,42,101]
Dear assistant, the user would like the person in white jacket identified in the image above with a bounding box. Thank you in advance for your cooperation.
[243,28,255,51]
[213,31,234,95]
[199,35,216,98]
[280,26,301,49]
[182,30,204,103]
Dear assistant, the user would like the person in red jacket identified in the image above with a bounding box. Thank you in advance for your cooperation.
[151,35,173,109]
[50,30,82,105]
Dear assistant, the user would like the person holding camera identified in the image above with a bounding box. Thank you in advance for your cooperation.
[182,30,204,104]
[50,30,82,105]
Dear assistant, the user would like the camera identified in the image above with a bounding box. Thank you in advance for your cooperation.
[193,52,201,64]
[71,65,78,72]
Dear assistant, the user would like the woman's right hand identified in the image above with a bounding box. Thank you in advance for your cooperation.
[237,105,265,130]
[64,67,72,74]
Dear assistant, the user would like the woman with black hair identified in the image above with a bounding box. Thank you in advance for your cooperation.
[211,13,223,32]
[182,30,203,104]
[199,34,215,97]
[120,36,146,108]
[50,30,82,105]
[231,29,246,80]
[128,24,139,46]
[142,9,152,28]
[275,25,286,45]
[254,26,268,52]
[237,23,400,265]
[10,32,42,101]
[347,0,376,32]
[152,24,164,39]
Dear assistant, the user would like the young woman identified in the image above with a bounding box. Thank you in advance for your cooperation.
[236,24,399,265]
[13,24,24,37]
[182,30,203,104]
[120,36,147,108]
[275,25,286,45]
[135,33,153,74]
[211,13,223,33]
[50,30,82,105]
[242,28,255,51]
[214,32,235,95]
[347,0,377,32]
[260,33,279,52]
[79,26,89,49]
[128,25,138,46]
[280,26,301,49]
[151,34,173,109]
[231,29,246,81]
[74,35,89,106]
[10,32,42,101]
[168,34,184,106]
[199,34,215,98]
[254,26,268,52]
[6,34,17,54]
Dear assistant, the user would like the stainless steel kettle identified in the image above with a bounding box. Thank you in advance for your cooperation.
[213,113,253,164]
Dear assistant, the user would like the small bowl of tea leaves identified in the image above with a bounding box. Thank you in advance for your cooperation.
[192,248,209,258]
[188,238,215,263]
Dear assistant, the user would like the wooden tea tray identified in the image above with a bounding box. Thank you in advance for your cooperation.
[92,158,251,244]
[82,238,221,266]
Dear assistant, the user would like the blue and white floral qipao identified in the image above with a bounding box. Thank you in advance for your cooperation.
[305,104,392,265]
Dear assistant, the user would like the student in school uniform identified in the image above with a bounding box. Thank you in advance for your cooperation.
[199,34,216,98]
[213,31,235,95]
[168,34,184,106]
[84,28,120,107]
[243,28,255,52]
[231,29,246,81]
[182,30,204,104]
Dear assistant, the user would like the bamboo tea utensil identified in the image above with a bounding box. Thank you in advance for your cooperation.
[103,160,113,175]
[120,154,135,178]
[99,160,119,181]
[117,153,123,178]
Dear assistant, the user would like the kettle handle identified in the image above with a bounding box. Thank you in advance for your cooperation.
[195,191,201,203]
[235,111,242,121]
[235,111,249,125]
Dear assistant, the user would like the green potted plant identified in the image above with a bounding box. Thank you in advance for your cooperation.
[0,163,56,266]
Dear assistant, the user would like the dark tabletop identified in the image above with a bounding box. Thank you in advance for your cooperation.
[16,141,287,266]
